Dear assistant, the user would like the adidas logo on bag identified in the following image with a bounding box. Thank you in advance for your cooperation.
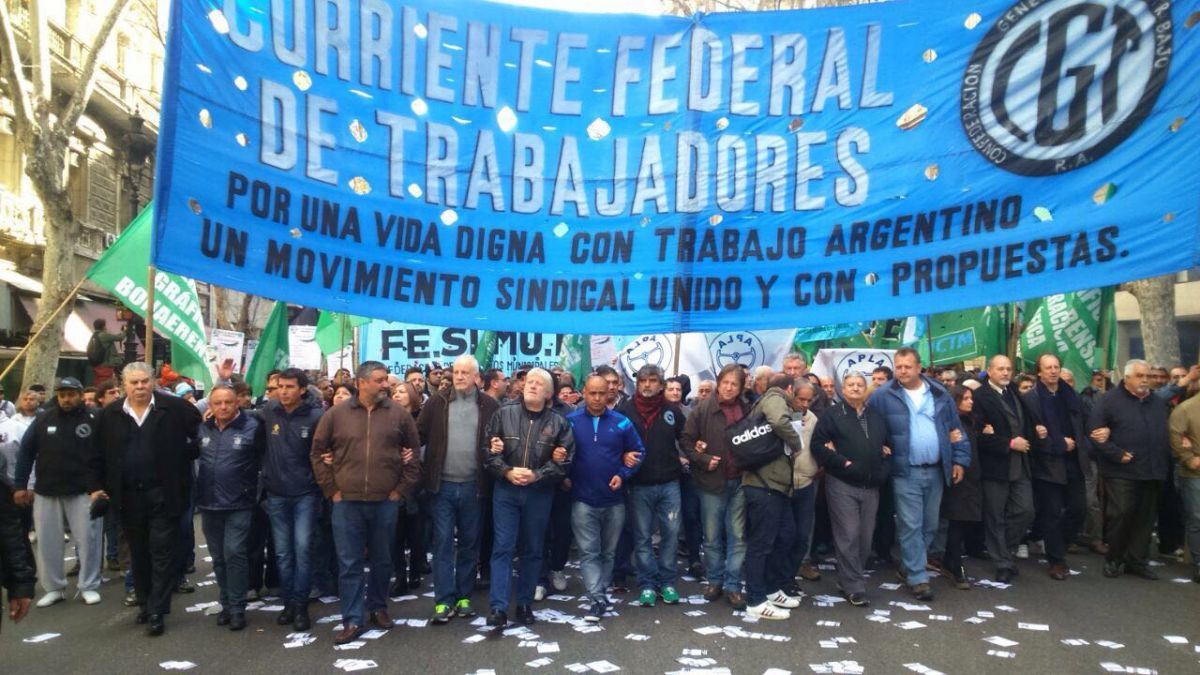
[731,423,773,445]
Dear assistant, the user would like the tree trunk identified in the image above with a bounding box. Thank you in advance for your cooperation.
[1122,274,1180,368]
[22,183,76,392]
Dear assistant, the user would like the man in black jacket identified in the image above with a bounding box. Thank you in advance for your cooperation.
[1021,354,1089,580]
[483,367,573,628]
[973,355,1037,584]
[259,368,324,631]
[617,364,687,608]
[418,354,499,624]
[0,480,34,634]
[91,362,203,636]
[1088,359,1172,579]
[13,377,104,607]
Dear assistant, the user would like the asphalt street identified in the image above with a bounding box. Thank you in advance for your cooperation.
[5,537,1198,675]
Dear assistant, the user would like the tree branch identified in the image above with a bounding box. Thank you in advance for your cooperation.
[58,0,133,135]
[0,0,33,138]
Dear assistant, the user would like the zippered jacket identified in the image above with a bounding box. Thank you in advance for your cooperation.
[310,397,421,501]
[483,402,574,487]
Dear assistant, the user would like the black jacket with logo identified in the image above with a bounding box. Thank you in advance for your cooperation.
[14,402,98,496]
[617,399,686,486]
[258,396,324,497]
[0,481,35,634]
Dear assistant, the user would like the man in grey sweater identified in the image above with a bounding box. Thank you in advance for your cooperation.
[417,355,500,624]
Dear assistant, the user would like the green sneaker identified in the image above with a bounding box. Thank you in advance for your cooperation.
[638,589,657,607]
[432,603,452,624]
[660,585,680,604]
[454,598,476,618]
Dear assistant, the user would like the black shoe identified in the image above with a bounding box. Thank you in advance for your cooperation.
[995,568,1015,584]
[293,607,310,631]
[389,580,408,598]
[135,611,150,625]
[174,579,196,594]
[516,604,535,625]
[952,563,970,590]
[1102,561,1124,578]
[124,591,140,607]
[186,564,197,575]
[277,606,296,626]
[407,575,422,590]
[686,562,705,579]
[216,610,231,626]
[781,583,803,598]
[847,592,869,607]
[584,602,605,623]
[1126,565,1159,581]
[420,561,432,575]
[486,609,507,628]
[147,614,165,637]
[229,613,246,631]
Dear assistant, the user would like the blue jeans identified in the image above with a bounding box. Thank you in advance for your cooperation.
[489,482,553,611]
[199,508,253,613]
[788,482,817,576]
[264,493,320,608]
[571,501,625,604]
[431,481,482,607]
[697,479,746,592]
[331,499,401,627]
[629,482,681,591]
[893,466,945,584]
[742,486,795,606]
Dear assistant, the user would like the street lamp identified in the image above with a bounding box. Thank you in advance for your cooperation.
[122,112,158,364]
[123,112,155,217]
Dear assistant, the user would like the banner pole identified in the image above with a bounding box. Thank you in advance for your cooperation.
[0,276,89,382]
[925,314,935,365]
[145,265,157,366]
[672,333,682,377]
[339,314,347,371]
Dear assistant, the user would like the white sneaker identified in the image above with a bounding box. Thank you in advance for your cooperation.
[81,590,101,605]
[36,591,65,608]
[534,584,546,602]
[1015,544,1029,560]
[550,570,568,592]
[746,601,790,620]
[766,590,801,609]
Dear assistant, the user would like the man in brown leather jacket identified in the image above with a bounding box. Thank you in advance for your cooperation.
[311,360,421,644]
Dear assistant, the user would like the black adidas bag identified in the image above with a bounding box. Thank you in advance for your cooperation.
[725,411,786,471]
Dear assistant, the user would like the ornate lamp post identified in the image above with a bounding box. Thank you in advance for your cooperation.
[123,112,156,362]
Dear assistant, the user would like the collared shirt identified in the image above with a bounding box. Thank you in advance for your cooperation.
[123,397,155,427]
[901,382,940,465]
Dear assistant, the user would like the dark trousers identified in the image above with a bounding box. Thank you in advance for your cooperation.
[310,498,339,597]
[871,480,896,562]
[540,487,573,583]
[982,477,1035,571]
[247,505,279,592]
[742,486,795,606]
[679,473,703,566]
[1033,467,1087,565]
[477,481,495,581]
[1103,477,1161,569]
[200,508,253,614]
[1156,465,1184,554]
[944,519,973,565]
[123,488,181,615]
[393,493,429,581]
[788,482,817,574]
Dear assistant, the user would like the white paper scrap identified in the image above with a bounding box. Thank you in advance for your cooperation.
[333,659,378,672]
[462,634,486,644]
[983,636,1019,648]
[537,642,560,654]
[525,657,554,668]
[986,650,1015,659]
[1162,635,1187,644]
[587,660,621,673]
[22,633,60,643]
[359,629,388,640]
[159,662,198,671]
[1018,623,1049,631]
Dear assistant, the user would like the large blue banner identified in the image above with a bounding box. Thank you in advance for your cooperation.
[153,0,1200,333]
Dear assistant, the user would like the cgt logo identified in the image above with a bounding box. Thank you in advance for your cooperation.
[961,0,1171,176]
[710,332,766,371]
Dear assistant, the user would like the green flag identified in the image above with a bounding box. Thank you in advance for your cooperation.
[558,334,591,385]
[86,202,212,387]
[245,301,290,397]
[315,310,369,356]
[1019,289,1116,391]
[923,307,1005,365]
[473,330,499,370]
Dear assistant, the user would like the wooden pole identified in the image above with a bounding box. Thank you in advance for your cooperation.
[0,276,89,382]
[145,265,156,365]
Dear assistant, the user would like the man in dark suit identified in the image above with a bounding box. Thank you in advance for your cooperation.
[973,355,1037,583]
[91,362,202,636]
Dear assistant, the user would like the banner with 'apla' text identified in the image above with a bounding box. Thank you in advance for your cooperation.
[153,0,1200,334]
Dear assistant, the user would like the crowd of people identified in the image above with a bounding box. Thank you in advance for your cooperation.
[0,348,1197,644]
